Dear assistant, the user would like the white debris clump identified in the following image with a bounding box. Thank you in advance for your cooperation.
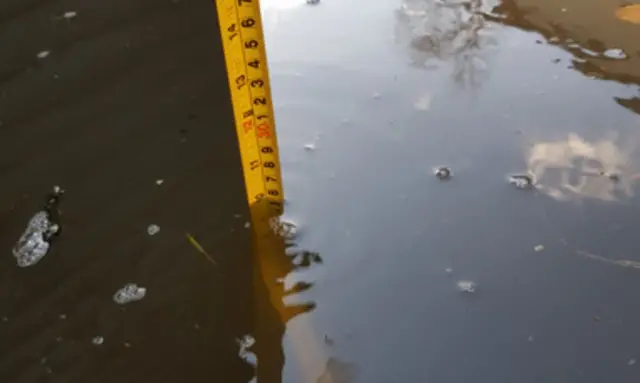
[62,11,77,19]
[603,48,626,60]
[508,174,534,189]
[237,334,256,362]
[147,224,160,236]
[534,245,545,252]
[269,217,297,240]
[37,50,51,59]
[92,336,104,345]
[457,280,476,293]
[113,283,147,304]
[303,143,316,151]
[13,211,59,267]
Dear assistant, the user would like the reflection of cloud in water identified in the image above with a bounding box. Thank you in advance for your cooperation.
[527,133,640,201]
[394,0,499,87]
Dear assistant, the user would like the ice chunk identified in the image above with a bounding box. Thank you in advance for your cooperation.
[13,211,57,267]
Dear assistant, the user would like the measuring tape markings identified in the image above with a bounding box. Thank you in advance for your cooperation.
[216,0,284,216]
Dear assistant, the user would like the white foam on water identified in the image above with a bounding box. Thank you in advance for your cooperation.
[147,224,160,236]
[13,211,57,267]
[113,283,147,304]
[457,280,476,293]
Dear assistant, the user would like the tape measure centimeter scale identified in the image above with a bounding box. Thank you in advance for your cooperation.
[216,0,284,219]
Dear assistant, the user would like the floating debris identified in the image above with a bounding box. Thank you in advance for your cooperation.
[237,334,256,364]
[186,232,217,265]
[576,250,640,269]
[147,224,160,236]
[434,167,452,180]
[62,11,77,19]
[92,336,104,345]
[303,143,316,151]
[37,50,51,59]
[244,221,251,229]
[155,179,164,185]
[508,174,534,189]
[603,48,627,60]
[113,283,147,304]
[269,218,297,240]
[445,268,453,273]
[59,314,67,320]
[13,186,64,267]
[456,280,476,293]
[534,245,545,252]
[629,359,637,366]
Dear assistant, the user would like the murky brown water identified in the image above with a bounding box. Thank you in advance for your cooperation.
[2,0,640,382]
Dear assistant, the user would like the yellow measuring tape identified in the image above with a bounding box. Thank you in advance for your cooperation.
[215,0,284,216]
[214,2,326,379]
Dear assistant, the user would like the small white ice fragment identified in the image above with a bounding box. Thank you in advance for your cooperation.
[604,48,626,60]
[244,221,251,229]
[445,268,453,273]
[534,245,545,252]
[303,143,316,151]
[237,334,257,364]
[92,336,104,345]
[434,167,452,180]
[147,224,160,236]
[629,359,636,366]
[528,335,534,342]
[37,50,50,59]
[113,283,147,304]
[269,218,297,240]
[62,11,77,19]
[155,179,164,185]
[371,92,382,100]
[457,280,476,293]
[13,211,56,267]
[508,174,534,189]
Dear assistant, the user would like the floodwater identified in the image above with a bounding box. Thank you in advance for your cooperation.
[1,0,640,382]
[260,0,640,382]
